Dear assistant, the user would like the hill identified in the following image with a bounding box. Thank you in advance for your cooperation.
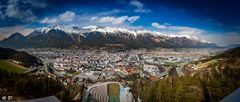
[130,47,240,102]
[224,44,240,48]
[0,60,27,73]
[187,47,240,70]
[0,47,43,67]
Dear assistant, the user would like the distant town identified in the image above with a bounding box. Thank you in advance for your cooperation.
[20,48,226,85]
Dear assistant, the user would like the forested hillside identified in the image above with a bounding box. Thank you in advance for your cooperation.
[0,47,43,67]
[130,47,240,102]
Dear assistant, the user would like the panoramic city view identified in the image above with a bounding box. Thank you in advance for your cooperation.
[0,0,240,102]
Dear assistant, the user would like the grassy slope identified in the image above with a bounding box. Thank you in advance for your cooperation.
[190,47,240,69]
[0,60,27,73]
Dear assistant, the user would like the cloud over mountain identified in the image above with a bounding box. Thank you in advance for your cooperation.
[40,10,140,28]
[97,16,139,24]
[0,0,47,23]
[41,11,76,24]
[152,22,167,29]
[129,0,151,13]
[152,22,207,42]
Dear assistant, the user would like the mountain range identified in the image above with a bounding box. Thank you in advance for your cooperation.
[224,44,240,48]
[0,24,218,49]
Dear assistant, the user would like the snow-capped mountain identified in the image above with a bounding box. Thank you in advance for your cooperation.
[37,24,167,37]
[37,24,199,40]
[0,24,218,49]
[38,24,84,34]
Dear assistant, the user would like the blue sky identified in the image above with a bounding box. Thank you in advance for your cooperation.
[0,0,239,46]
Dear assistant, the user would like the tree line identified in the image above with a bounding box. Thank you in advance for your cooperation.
[130,67,240,102]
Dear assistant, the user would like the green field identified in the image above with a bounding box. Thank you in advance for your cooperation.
[0,60,27,73]
[108,83,120,96]
[163,61,184,66]
[108,83,120,102]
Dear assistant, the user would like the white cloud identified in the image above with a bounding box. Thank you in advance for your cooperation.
[151,22,240,46]
[90,17,98,21]
[130,0,144,8]
[2,0,47,22]
[59,11,76,22]
[40,11,76,24]
[5,0,35,22]
[164,23,171,26]
[168,26,204,33]
[97,16,139,24]
[167,26,205,41]
[152,22,204,34]
[151,22,167,29]
[98,16,128,24]
[134,8,151,13]
[40,18,58,24]
[83,15,140,28]
[40,10,140,29]
[173,27,205,41]
[152,22,206,41]
[127,16,140,23]
[129,0,150,13]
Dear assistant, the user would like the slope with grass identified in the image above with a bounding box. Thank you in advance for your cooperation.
[186,47,240,71]
[0,60,27,73]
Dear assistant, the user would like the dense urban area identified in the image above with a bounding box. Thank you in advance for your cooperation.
[21,48,225,82]
[1,46,240,102]
[14,48,225,101]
